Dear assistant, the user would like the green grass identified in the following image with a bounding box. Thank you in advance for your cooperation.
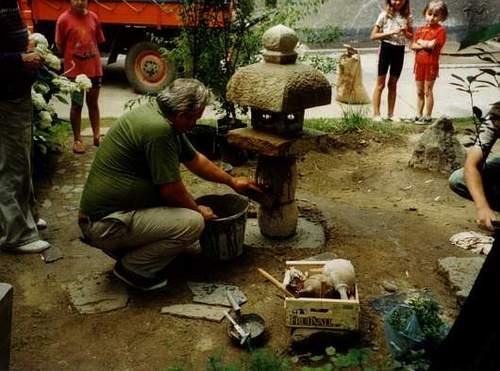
[81,116,477,137]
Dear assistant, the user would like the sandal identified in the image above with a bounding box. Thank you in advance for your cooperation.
[93,135,104,147]
[72,140,85,154]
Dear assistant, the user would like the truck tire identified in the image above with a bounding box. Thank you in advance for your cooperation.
[125,41,175,94]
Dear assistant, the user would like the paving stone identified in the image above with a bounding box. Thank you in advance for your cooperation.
[0,283,13,371]
[245,217,325,250]
[160,304,226,322]
[187,282,247,307]
[41,245,64,263]
[438,256,485,306]
[66,273,129,314]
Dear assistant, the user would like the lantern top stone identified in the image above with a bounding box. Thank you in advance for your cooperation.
[262,24,298,64]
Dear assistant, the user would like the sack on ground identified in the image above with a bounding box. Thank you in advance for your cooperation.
[335,52,370,104]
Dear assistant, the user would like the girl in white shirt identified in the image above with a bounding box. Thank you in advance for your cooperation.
[370,0,413,122]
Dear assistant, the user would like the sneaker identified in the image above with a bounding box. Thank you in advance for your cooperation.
[113,261,168,291]
[372,116,383,123]
[384,116,393,122]
[414,117,432,125]
[10,239,50,254]
[36,218,47,230]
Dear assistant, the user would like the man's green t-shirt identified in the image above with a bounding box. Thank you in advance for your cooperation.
[80,101,196,220]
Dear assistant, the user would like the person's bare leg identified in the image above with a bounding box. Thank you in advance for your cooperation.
[424,80,435,118]
[416,81,425,118]
[372,75,386,118]
[86,86,101,145]
[70,100,83,143]
[387,75,399,118]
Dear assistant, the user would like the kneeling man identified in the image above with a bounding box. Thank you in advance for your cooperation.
[449,102,500,231]
[79,79,260,290]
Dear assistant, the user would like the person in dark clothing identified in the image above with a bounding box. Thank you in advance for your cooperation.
[0,0,50,253]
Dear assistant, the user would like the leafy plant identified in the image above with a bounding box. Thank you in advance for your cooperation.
[29,33,91,163]
[297,26,342,47]
[449,26,500,155]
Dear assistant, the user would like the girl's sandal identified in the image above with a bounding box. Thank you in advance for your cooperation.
[72,140,85,154]
[93,135,104,147]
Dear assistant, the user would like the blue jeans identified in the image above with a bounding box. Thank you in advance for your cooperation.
[449,155,500,211]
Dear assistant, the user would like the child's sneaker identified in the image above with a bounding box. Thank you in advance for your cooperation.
[113,261,168,291]
[372,116,383,123]
[415,116,432,125]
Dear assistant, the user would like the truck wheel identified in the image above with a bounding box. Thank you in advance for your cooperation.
[125,41,175,94]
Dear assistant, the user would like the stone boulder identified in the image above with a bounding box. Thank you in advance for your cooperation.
[227,62,331,113]
[409,117,466,173]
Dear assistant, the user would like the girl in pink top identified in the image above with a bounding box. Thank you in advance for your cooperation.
[56,0,105,154]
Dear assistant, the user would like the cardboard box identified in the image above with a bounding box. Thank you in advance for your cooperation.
[284,260,360,331]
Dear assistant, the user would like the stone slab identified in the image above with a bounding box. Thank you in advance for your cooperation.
[160,304,226,322]
[0,283,13,371]
[41,245,64,263]
[227,127,327,157]
[187,282,247,307]
[244,217,325,250]
[66,273,129,314]
[438,256,485,306]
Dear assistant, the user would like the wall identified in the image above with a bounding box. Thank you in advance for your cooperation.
[298,0,500,46]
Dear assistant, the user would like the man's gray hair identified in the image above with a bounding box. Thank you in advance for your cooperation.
[156,78,211,117]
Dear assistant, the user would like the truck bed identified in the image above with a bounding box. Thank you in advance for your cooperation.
[30,0,226,28]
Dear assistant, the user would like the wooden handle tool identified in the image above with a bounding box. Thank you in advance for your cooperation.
[257,268,297,298]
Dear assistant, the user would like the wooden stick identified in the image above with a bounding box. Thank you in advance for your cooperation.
[257,268,297,298]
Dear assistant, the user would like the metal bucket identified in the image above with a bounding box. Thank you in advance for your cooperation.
[196,194,249,260]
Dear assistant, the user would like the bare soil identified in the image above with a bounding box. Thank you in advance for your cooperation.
[2,128,479,370]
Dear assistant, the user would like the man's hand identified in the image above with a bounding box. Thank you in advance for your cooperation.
[229,176,262,195]
[198,205,217,220]
[21,52,43,69]
[476,206,497,231]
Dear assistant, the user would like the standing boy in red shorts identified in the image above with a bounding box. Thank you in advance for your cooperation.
[56,0,105,153]
[410,0,447,124]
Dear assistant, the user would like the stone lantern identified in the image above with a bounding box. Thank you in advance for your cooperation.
[226,24,331,238]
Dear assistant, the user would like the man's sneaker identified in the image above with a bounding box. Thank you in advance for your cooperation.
[372,115,383,123]
[36,218,47,230]
[113,261,168,291]
[10,240,50,254]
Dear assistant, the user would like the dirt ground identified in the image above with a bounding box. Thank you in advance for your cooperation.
[2,127,481,370]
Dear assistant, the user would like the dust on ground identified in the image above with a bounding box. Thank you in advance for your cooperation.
[2,127,480,370]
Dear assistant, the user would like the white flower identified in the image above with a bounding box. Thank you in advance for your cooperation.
[33,82,50,95]
[38,110,53,128]
[29,33,49,48]
[31,91,49,110]
[52,76,79,93]
[44,53,61,71]
[75,74,92,90]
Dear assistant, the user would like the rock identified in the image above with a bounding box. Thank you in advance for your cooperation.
[41,199,52,209]
[261,24,298,64]
[382,280,398,293]
[227,63,331,113]
[409,117,466,173]
[245,217,325,250]
[0,283,13,370]
[438,256,485,306]
[66,273,129,314]
[41,245,64,263]
[187,282,247,307]
[160,304,226,322]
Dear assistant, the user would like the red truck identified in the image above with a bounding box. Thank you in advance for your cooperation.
[18,0,229,93]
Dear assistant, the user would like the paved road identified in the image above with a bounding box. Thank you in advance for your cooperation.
[54,48,499,123]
